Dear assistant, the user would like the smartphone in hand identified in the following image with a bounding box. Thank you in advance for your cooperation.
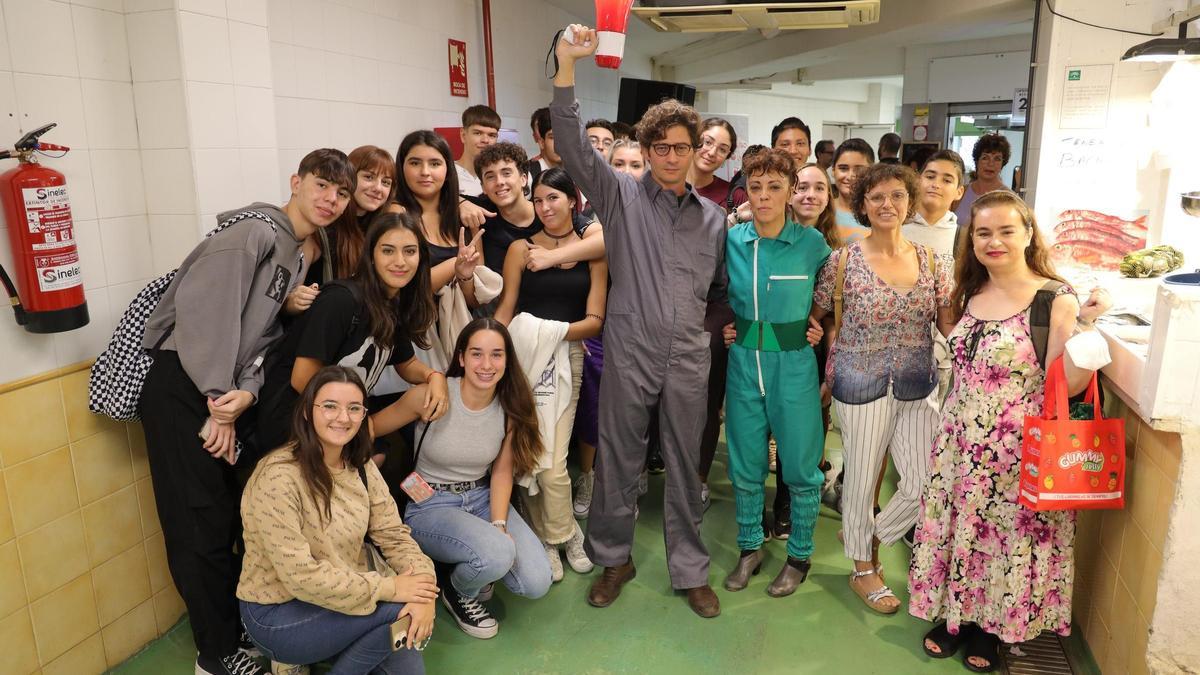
[390,615,413,651]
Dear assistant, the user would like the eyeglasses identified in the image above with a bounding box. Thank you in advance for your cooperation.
[865,190,909,207]
[699,136,731,157]
[650,142,695,157]
[314,402,367,420]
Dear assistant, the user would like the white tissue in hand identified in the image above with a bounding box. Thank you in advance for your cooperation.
[1065,330,1111,371]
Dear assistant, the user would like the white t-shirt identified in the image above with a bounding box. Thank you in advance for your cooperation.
[456,162,483,197]
[903,210,959,257]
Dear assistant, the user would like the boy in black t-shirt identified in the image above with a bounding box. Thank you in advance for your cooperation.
[469,142,541,275]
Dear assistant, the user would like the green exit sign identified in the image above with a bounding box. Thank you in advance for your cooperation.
[1068,69,1081,80]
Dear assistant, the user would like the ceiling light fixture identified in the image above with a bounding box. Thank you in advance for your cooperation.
[1122,9,1200,62]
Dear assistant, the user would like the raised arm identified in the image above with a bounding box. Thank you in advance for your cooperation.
[550,25,625,224]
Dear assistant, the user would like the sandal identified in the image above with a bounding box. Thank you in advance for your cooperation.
[923,621,972,659]
[848,567,899,614]
[963,628,1000,673]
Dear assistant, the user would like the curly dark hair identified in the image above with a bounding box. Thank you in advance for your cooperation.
[972,132,1011,166]
[741,148,796,189]
[634,99,700,148]
[851,162,919,227]
[474,141,529,177]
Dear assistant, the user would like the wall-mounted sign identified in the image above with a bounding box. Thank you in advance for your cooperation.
[449,39,468,98]
[913,104,930,141]
[1060,65,1112,130]
[1012,87,1028,126]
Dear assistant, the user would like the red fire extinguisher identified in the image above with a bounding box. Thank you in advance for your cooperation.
[0,122,89,333]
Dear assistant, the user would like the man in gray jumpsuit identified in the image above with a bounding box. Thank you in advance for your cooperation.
[550,25,726,618]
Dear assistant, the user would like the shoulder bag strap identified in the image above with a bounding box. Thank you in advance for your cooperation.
[832,246,851,337]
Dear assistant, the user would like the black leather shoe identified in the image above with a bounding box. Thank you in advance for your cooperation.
[723,549,764,591]
[766,557,811,597]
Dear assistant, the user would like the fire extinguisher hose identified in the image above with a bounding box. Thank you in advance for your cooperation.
[0,263,28,325]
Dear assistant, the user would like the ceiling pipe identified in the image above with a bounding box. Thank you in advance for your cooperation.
[482,0,497,109]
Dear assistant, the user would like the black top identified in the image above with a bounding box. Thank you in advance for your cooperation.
[514,241,591,324]
[426,241,457,267]
[257,281,414,450]
[465,195,543,275]
[466,195,596,276]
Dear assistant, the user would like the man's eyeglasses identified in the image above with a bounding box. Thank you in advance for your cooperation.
[650,142,695,157]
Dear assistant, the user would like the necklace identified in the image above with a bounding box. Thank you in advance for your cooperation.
[542,226,574,248]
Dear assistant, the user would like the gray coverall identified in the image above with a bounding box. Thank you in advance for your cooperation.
[550,86,726,589]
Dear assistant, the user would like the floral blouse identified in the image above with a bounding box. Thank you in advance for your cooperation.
[813,241,953,404]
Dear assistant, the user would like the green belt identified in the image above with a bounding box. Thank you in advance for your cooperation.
[734,317,810,352]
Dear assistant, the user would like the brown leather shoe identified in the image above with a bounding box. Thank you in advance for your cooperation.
[684,584,721,618]
[587,559,636,608]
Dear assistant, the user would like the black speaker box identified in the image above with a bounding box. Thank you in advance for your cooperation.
[616,78,697,125]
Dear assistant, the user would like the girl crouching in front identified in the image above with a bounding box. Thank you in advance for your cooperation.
[401,318,552,639]
[239,366,436,675]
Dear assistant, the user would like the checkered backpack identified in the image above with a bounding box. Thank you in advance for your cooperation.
[88,211,277,421]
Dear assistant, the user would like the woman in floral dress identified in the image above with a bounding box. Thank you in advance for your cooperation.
[908,190,1110,672]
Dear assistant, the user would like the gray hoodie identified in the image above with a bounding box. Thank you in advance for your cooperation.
[142,202,304,400]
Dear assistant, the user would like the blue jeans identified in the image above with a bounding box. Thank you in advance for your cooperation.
[240,599,424,675]
[404,486,551,600]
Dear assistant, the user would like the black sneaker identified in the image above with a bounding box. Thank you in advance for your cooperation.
[238,628,261,658]
[772,504,791,541]
[196,650,268,675]
[441,586,498,639]
[903,525,916,549]
[647,452,665,475]
[762,511,773,542]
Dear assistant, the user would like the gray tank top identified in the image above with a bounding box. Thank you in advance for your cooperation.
[414,378,506,484]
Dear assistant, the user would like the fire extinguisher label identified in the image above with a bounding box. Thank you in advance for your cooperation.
[34,250,82,293]
[21,185,75,251]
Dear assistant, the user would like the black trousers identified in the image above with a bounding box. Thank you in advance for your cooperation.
[139,350,242,660]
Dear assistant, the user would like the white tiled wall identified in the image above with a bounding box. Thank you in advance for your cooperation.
[0,0,652,388]
[268,0,652,191]
[0,0,150,384]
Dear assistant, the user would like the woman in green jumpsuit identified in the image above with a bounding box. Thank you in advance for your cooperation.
[721,149,832,597]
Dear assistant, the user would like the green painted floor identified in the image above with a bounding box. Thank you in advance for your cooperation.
[111,435,1099,675]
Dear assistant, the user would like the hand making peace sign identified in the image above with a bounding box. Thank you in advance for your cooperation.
[454,226,485,282]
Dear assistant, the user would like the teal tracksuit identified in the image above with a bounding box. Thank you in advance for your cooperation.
[725,220,831,559]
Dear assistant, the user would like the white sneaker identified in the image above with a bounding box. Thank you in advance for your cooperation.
[545,541,564,582]
[700,483,711,512]
[271,664,309,675]
[637,469,648,496]
[563,523,594,573]
[573,471,594,519]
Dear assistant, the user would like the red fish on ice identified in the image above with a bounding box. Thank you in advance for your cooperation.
[1051,209,1147,270]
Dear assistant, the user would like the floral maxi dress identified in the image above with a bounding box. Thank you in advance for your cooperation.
[907,296,1076,643]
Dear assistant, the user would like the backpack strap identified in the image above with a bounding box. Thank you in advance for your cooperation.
[923,244,936,279]
[831,246,851,337]
[1029,280,1066,369]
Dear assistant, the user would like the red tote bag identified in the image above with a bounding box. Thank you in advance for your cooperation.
[1019,357,1126,511]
